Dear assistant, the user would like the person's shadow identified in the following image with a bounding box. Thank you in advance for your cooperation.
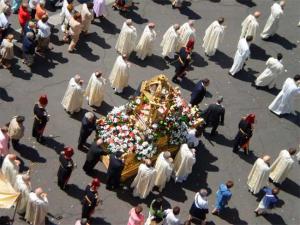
[235,0,256,7]
[209,50,233,69]
[190,52,208,68]
[44,136,65,155]
[250,44,271,61]
[129,52,169,70]
[203,132,234,148]
[0,87,14,102]
[279,178,300,198]
[92,101,114,116]
[218,207,248,224]
[14,144,47,163]
[65,184,85,202]
[178,77,196,92]
[263,34,297,50]
[262,213,287,225]
[279,111,300,127]
[235,150,258,165]
[179,2,201,20]
[93,18,121,35]
[119,86,136,100]
[119,7,149,24]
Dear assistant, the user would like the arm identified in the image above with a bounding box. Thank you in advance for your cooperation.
[220,108,225,125]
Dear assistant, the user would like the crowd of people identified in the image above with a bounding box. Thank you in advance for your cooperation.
[0,0,299,224]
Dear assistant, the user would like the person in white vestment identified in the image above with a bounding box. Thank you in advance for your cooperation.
[260,1,285,39]
[85,71,106,107]
[81,2,94,34]
[25,187,48,225]
[240,11,261,41]
[115,19,137,56]
[255,53,284,89]
[160,24,180,58]
[131,159,157,199]
[135,22,157,60]
[109,54,130,94]
[186,128,201,148]
[154,151,173,192]
[1,154,20,186]
[202,17,225,57]
[269,148,296,184]
[268,75,300,115]
[163,206,181,225]
[14,173,31,214]
[229,35,253,76]
[247,155,271,195]
[61,74,84,114]
[178,20,196,49]
[174,142,196,183]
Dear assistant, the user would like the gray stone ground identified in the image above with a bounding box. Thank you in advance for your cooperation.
[0,0,299,224]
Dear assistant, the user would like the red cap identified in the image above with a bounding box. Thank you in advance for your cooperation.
[39,95,48,105]
[186,38,195,52]
[245,113,255,124]
[91,178,100,189]
[64,146,74,158]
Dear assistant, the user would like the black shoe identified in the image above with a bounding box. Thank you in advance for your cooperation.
[172,77,180,83]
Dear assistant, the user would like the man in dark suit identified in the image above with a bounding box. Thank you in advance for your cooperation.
[201,96,225,136]
[190,78,210,106]
[106,151,125,190]
[78,112,96,150]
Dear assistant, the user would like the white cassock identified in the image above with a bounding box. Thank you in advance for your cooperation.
[202,21,224,56]
[85,73,106,107]
[135,25,157,60]
[154,152,173,192]
[178,22,196,49]
[240,14,259,40]
[160,25,180,57]
[186,128,199,147]
[229,38,250,76]
[269,149,295,184]
[131,163,157,199]
[1,156,19,186]
[247,158,270,194]
[115,22,137,56]
[255,57,284,89]
[14,175,31,214]
[268,77,300,115]
[25,192,48,225]
[260,3,283,39]
[109,55,130,92]
[174,143,196,182]
[61,77,84,114]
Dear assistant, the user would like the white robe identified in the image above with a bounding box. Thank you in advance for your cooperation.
[202,21,224,56]
[186,128,199,147]
[154,152,173,192]
[229,38,250,76]
[160,25,180,57]
[25,192,48,225]
[109,55,130,92]
[268,78,300,115]
[269,149,295,184]
[174,143,196,182]
[178,22,196,49]
[85,73,105,107]
[115,22,137,56]
[255,57,284,89]
[131,163,157,199]
[14,175,31,214]
[135,25,157,60]
[247,158,270,194]
[240,14,259,40]
[61,77,84,114]
[260,3,283,39]
[1,156,19,186]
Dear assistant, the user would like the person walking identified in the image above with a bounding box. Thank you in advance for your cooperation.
[212,180,234,215]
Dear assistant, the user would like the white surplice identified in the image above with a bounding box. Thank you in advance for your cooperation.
[1,156,19,186]
[178,22,196,48]
[115,21,137,56]
[85,73,105,107]
[14,175,31,214]
[247,158,270,194]
[260,3,283,39]
[135,25,157,60]
[229,38,250,76]
[25,192,48,225]
[268,77,300,115]
[160,25,180,57]
[186,128,199,147]
[202,21,224,56]
[109,55,130,92]
[154,152,173,192]
[240,14,259,40]
[255,57,284,89]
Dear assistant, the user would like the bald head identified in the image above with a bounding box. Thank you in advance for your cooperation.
[188,20,195,26]
[254,11,261,18]
[163,151,171,159]
[279,1,286,8]
[144,159,152,167]
[22,174,31,182]
[74,74,81,83]
[126,19,133,26]
[8,154,17,161]
[262,155,271,163]
[173,24,180,31]
[95,71,102,78]
[35,187,44,196]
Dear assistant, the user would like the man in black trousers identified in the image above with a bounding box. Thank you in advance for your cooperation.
[78,112,96,150]
[106,151,124,190]
[190,79,210,106]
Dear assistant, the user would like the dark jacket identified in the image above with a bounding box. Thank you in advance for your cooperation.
[107,155,124,178]
[86,142,108,162]
[202,103,225,126]
[190,81,206,105]
[22,35,36,55]
[80,116,96,136]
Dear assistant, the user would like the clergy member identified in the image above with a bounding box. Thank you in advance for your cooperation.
[229,35,253,76]
[115,19,137,56]
[178,20,196,49]
[85,71,106,107]
[25,187,48,225]
[68,12,83,52]
[93,0,107,19]
[135,22,157,60]
[269,148,296,184]
[61,74,84,114]
[255,53,284,89]
[131,159,157,199]
[81,2,94,34]
[260,1,285,40]
[1,154,20,186]
[57,146,75,190]
[14,173,31,214]
[154,151,173,192]
[202,17,225,57]
[161,24,180,59]
[174,142,196,183]
[268,75,300,115]
[247,155,271,195]
[109,54,130,94]
[240,11,261,41]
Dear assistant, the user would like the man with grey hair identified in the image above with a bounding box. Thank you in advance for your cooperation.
[22,31,36,67]
[189,188,209,224]
[154,151,173,192]
[78,111,96,150]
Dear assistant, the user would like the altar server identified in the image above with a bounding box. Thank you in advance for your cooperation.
[202,17,225,57]
[68,12,83,52]
[154,151,173,192]
[229,36,252,76]
[61,74,84,114]
[240,11,260,41]
[14,173,31,214]
[57,146,75,190]
[178,20,196,49]
[82,178,101,221]
[1,154,20,186]
[135,22,157,60]
[131,159,157,199]
[161,24,180,58]
[269,148,296,184]
[85,71,106,107]
[247,155,271,194]
[81,2,94,34]
[268,75,300,115]
[115,19,137,56]
[32,95,49,143]
[260,1,285,40]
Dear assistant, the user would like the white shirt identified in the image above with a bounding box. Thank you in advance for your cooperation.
[37,20,51,38]
[0,12,8,29]
[163,209,181,225]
